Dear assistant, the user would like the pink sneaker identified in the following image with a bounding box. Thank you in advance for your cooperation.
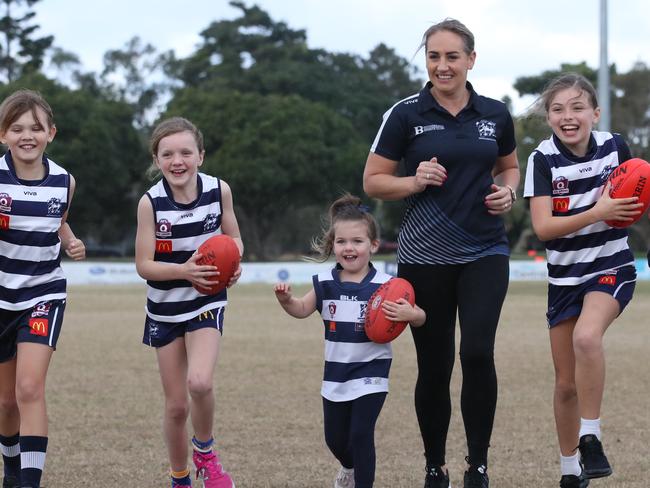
[192,450,235,488]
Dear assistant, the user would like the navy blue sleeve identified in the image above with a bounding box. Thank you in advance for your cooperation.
[498,109,517,156]
[612,133,632,162]
[523,151,553,198]
[370,105,409,161]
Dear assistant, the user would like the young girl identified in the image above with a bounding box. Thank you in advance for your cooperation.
[274,194,425,488]
[135,117,242,488]
[523,74,642,488]
[0,90,85,488]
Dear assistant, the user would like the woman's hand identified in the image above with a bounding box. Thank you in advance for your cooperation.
[485,184,514,215]
[414,157,447,192]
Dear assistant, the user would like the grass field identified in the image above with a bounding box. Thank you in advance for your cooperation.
[7,281,649,487]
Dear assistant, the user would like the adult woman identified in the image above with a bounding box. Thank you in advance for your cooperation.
[363,19,519,488]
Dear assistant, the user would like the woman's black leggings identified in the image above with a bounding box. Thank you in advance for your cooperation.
[399,254,509,467]
[323,392,387,488]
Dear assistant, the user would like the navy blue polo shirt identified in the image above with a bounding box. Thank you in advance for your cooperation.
[370,81,516,264]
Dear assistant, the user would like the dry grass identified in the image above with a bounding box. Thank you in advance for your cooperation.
[7,281,648,487]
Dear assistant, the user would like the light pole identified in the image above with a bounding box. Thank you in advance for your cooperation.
[598,0,610,131]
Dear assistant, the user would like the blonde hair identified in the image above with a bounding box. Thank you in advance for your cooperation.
[0,89,54,134]
[147,116,204,179]
[419,18,475,55]
[310,194,379,262]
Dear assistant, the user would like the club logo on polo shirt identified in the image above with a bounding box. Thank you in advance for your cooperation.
[552,176,570,195]
[476,120,496,140]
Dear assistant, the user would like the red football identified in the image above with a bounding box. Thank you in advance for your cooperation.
[364,277,416,344]
[193,234,240,295]
[606,158,650,228]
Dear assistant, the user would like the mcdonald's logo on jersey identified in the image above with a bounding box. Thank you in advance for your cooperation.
[0,214,9,230]
[552,197,570,213]
[598,275,616,286]
[156,240,173,253]
[29,318,49,336]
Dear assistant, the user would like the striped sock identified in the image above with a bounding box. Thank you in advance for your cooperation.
[171,467,191,487]
[20,436,47,488]
[191,435,214,453]
[0,432,21,479]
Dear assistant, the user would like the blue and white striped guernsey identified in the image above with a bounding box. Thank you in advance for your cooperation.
[145,173,227,322]
[313,264,393,402]
[0,152,69,311]
[523,131,635,286]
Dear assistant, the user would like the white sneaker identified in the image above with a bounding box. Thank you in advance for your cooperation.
[334,466,355,488]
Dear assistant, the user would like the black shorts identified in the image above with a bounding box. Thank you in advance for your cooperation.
[0,300,67,362]
[142,307,225,348]
[547,266,636,327]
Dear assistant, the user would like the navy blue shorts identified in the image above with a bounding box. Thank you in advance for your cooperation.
[142,307,225,348]
[547,266,636,327]
[0,300,67,362]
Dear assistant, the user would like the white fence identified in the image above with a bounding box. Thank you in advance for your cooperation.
[62,259,650,285]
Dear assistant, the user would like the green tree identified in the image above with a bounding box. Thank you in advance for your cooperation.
[169,1,422,142]
[0,73,148,249]
[164,88,367,259]
[0,0,53,82]
[610,63,650,250]
[101,37,174,128]
[513,62,597,98]
[161,1,423,256]
[611,62,650,161]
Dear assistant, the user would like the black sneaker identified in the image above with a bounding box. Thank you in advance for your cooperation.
[578,434,612,479]
[424,465,450,488]
[559,471,590,488]
[2,476,20,488]
[463,464,489,488]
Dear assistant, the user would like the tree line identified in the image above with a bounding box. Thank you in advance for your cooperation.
[2,0,649,259]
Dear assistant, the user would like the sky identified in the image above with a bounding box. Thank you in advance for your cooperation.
[33,0,650,115]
